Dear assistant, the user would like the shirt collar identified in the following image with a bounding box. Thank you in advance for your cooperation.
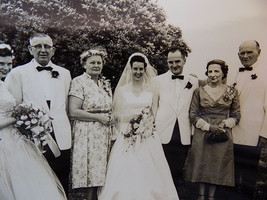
[167,70,184,79]
[31,59,53,68]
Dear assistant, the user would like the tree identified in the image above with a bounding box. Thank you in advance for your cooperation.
[0,0,191,89]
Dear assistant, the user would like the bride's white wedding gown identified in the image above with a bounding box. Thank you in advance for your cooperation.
[0,82,66,200]
[99,85,179,200]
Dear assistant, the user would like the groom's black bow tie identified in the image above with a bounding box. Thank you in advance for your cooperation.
[239,67,253,72]
[36,66,53,72]
[172,75,184,80]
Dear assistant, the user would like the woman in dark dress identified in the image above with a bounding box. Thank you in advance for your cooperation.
[185,59,240,200]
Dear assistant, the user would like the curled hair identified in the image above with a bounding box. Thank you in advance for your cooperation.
[80,49,107,66]
[129,55,147,69]
[205,59,229,79]
[165,40,192,59]
[0,43,13,57]
[167,46,188,59]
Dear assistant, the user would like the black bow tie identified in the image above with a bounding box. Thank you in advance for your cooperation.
[239,67,253,72]
[172,75,184,80]
[36,66,53,72]
[1,77,5,81]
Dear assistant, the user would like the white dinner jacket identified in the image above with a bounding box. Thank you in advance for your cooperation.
[232,60,267,146]
[152,70,199,145]
[5,59,72,150]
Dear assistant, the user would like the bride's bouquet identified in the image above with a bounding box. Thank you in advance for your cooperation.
[124,106,155,145]
[11,103,53,152]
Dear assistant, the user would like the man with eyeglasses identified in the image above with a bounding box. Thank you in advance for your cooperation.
[232,40,267,198]
[152,47,198,196]
[5,32,72,196]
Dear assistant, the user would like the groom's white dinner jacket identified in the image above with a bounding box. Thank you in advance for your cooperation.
[152,70,198,145]
[5,59,72,150]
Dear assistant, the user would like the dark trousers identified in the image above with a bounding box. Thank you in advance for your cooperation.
[43,134,70,197]
[234,144,261,197]
[162,120,190,193]
[43,100,70,196]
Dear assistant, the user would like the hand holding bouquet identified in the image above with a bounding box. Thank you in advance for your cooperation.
[124,106,155,146]
[11,103,53,153]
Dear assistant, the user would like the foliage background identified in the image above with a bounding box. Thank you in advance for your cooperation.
[0,0,190,89]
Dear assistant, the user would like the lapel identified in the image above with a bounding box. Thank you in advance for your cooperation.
[235,63,260,101]
[163,71,179,113]
[49,64,64,111]
[177,75,191,113]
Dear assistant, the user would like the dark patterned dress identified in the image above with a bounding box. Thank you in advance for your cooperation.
[185,85,240,186]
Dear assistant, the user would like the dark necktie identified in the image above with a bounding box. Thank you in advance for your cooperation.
[172,75,184,80]
[36,66,53,72]
[1,77,5,81]
[239,67,253,72]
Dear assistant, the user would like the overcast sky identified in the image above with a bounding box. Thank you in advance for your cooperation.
[154,0,267,81]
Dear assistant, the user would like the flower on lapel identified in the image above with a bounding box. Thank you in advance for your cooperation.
[251,74,257,80]
[51,70,59,78]
[185,81,192,89]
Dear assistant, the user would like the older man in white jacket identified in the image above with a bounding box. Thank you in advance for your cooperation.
[232,40,267,198]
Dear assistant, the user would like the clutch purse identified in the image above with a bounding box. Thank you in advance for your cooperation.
[206,131,228,144]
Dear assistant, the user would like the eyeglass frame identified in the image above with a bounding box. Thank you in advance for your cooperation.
[30,44,54,50]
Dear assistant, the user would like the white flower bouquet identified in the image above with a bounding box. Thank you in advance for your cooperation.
[11,103,53,152]
[124,106,155,145]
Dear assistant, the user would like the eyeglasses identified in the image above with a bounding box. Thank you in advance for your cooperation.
[31,44,53,50]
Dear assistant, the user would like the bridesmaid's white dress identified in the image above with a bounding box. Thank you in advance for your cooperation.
[0,82,66,200]
[99,85,179,200]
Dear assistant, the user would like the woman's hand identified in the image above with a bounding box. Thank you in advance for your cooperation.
[218,121,225,128]
[97,114,115,126]
[209,124,225,133]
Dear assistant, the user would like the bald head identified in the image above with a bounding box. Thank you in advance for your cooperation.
[238,40,261,68]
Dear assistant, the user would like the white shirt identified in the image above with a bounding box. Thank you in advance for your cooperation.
[33,60,53,101]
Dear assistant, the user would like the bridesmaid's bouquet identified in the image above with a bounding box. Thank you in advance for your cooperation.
[11,103,53,152]
[124,106,155,145]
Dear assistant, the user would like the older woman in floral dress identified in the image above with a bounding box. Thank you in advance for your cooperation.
[69,49,113,200]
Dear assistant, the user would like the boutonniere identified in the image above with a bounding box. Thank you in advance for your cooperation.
[51,70,60,78]
[185,81,192,89]
[251,74,257,80]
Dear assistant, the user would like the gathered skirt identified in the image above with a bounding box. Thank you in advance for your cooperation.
[184,115,235,186]
[0,127,66,200]
[98,132,179,200]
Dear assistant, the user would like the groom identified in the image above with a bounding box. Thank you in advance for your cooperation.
[153,47,198,194]
[5,33,71,195]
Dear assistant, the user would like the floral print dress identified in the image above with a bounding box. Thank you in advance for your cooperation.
[69,73,112,188]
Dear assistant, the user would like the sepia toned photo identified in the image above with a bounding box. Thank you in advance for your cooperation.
[0,0,267,199]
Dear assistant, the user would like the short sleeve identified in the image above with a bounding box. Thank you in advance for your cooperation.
[69,77,84,100]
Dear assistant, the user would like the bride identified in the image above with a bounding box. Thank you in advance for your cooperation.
[0,43,66,200]
[98,52,179,200]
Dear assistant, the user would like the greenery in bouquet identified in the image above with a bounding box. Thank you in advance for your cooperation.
[124,106,155,145]
[11,103,53,150]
